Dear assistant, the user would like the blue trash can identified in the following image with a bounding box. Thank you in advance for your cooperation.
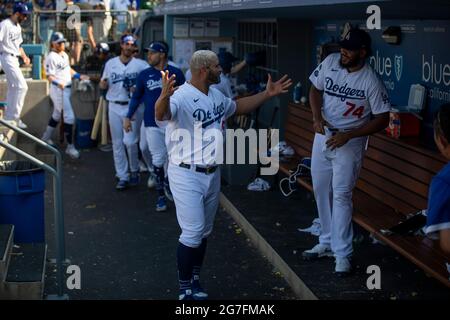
[75,118,96,149]
[0,161,45,243]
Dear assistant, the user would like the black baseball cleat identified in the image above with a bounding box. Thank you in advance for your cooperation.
[116,180,129,190]
[179,289,194,300]
[192,282,208,300]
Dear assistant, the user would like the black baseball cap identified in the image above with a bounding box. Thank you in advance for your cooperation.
[339,28,372,53]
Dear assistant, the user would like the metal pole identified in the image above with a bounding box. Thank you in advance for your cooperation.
[0,120,68,299]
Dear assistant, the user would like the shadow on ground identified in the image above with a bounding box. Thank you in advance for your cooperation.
[42,148,297,300]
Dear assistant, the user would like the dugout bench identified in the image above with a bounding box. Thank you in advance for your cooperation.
[280,102,450,288]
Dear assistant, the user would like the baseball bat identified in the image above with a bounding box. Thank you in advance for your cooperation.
[91,96,103,140]
[101,99,108,145]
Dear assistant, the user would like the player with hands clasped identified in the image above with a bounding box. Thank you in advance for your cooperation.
[303,28,391,275]
[100,34,149,190]
[155,50,292,300]
[41,32,90,159]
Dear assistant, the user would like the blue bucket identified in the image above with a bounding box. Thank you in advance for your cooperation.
[0,161,45,243]
[75,118,96,149]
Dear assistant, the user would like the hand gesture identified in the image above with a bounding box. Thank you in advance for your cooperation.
[313,117,326,135]
[326,132,351,150]
[23,56,31,66]
[123,118,132,133]
[265,74,292,98]
[58,82,65,90]
[80,74,90,81]
[160,70,178,99]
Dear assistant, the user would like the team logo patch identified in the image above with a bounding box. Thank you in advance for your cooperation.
[394,55,403,82]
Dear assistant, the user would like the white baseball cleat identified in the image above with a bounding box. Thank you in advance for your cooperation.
[147,175,156,189]
[335,257,352,275]
[302,243,333,260]
[65,144,80,159]
[17,120,28,129]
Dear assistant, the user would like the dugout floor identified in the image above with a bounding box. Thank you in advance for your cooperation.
[221,180,450,300]
[41,147,297,300]
[40,146,450,299]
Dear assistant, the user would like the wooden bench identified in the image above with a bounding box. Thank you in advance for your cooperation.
[281,102,450,288]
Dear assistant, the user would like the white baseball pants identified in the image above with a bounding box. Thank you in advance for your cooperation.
[123,104,153,170]
[49,85,75,124]
[108,102,139,181]
[0,54,28,121]
[145,126,167,168]
[168,163,221,248]
[311,130,368,258]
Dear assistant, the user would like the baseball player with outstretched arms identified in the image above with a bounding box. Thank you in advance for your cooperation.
[303,28,390,275]
[0,2,31,129]
[155,50,292,300]
[41,32,90,159]
[100,34,149,190]
[124,41,185,211]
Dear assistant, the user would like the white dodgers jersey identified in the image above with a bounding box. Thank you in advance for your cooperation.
[164,82,236,166]
[45,51,72,85]
[309,53,391,129]
[0,18,23,55]
[101,57,149,102]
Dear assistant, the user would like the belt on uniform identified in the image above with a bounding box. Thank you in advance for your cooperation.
[51,83,71,88]
[179,162,218,174]
[0,52,20,58]
[110,100,129,105]
[326,127,353,133]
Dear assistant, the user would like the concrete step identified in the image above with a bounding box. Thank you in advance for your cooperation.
[0,225,14,282]
[0,243,47,300]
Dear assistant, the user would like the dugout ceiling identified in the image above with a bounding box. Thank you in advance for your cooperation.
[155,0,450,20]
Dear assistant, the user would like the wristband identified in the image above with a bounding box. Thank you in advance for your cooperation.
[73,73,81,80]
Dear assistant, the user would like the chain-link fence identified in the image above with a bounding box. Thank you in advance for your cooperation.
[32,9,136,51]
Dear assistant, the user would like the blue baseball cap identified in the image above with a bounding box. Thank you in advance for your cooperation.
[146,42,168,54]
[50,32,66,44]
[121,34,136,45]
[13,2,31,15]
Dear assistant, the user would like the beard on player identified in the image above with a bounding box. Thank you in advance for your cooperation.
[207,69,221,85]
[339,50,363,69]
[17,14,27,24]
[149,54,161,67]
